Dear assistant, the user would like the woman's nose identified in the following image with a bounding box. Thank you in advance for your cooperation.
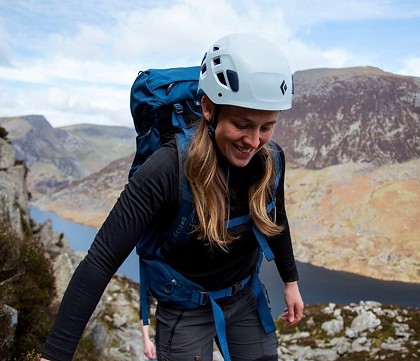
[243,130,260,148]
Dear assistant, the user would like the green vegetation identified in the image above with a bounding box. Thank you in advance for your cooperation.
[0,221,56,361]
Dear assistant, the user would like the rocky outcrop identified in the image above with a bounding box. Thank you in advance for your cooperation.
[213,301,420,361]
[0,137,30,239]
[31,220,146,360]
[276,301,420,360]
[0,133,145,360]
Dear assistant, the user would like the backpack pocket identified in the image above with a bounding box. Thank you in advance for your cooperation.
[142,257,205,310]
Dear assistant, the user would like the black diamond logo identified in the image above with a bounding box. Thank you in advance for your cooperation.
[280,80,287,95]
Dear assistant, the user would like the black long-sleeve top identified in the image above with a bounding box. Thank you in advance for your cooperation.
[42,139,298,361]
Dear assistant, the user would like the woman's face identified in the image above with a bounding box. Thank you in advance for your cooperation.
[202,96,280,167]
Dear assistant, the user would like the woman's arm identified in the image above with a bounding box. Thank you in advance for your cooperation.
[41,144,179,361]
[281,281,304,325]
[140,322,157,359]
[267,144,304,324]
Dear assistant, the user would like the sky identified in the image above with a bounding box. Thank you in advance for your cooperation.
[0,0,419,128]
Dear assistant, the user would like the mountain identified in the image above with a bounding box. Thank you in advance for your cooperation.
[274,67,420,168]
[0,115,136,198]
[3,67,420,284]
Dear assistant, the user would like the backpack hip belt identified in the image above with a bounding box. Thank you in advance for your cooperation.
[192,273,253,306]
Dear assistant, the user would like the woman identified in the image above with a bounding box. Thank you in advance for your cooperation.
[41,33,304,361]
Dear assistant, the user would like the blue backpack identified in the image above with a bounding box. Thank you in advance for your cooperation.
[129,67,281,361]
[129,66,202,178]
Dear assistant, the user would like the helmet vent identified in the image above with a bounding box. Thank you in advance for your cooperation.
[213,46,220,52]
[201,63,207,75]
[216,72,227,86]
[213,57,221,65]
[201,52,207,65]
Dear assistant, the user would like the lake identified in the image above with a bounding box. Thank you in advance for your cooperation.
[30,206,420,317]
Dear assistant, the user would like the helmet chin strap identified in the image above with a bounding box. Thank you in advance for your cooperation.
[207,104,220,139]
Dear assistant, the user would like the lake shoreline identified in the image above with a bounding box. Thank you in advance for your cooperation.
[30,205,420,316]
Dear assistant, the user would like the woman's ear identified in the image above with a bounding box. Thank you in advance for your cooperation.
[201,95,214,122]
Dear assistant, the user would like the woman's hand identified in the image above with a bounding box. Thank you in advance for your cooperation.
[281,281,304,326]
[143,337,157,359]
[141,323,157,359]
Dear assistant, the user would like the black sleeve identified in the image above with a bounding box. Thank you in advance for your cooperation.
[266,144,299,283]
[41,144,179,361]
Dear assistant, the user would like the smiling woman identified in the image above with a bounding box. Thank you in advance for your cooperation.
[39,33,303,361]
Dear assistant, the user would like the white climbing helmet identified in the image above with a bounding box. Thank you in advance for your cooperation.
[198,33,293,111]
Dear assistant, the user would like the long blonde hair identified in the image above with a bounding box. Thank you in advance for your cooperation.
[184,119,283,251]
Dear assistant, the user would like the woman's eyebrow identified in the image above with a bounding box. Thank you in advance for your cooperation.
[240,116,277,125]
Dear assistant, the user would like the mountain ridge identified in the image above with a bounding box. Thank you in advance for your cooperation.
[1,66,419,284]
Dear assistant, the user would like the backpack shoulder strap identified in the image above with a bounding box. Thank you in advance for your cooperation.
[162,132,195,244]
[240,143,282,263]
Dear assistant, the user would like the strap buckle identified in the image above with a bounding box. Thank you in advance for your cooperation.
[173,103,184,113]
[197,291,209,305]
[232,281,243,296]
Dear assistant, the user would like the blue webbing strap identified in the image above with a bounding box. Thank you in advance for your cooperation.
[139,259,150,325]
[252,225,275,261]
[250,272,276,333]
[209,297,231,361]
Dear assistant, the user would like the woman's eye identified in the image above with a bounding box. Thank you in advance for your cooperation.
[261,125,274,132]
[235,123,248,129]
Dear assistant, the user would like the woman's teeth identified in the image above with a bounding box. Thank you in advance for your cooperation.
[235,144,252,153]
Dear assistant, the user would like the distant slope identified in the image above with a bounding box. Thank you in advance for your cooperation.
[36,154,132,227]
[0,115,136,198]
[274,67,420,168]
[60,123,136,173]
[286,159,420,283]
[34,155,420,283]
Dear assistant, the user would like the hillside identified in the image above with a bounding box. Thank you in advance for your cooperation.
[274,66,420,168]
[286,160,419,283]
[0,115,136,198]
[34,155,420,284]
[2,66,419,284]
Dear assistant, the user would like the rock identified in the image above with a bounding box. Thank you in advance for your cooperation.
[351,336,371,352]
[0,138,15,169]
[322,318,344,336]
[52,253,75,303]
[330,337,351,355]
[380,336,407,352]
[350,310,381,333]
[0,138,30,239]
[1,305,19,352]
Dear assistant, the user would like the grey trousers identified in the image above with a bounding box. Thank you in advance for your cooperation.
[155,286,278,361]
